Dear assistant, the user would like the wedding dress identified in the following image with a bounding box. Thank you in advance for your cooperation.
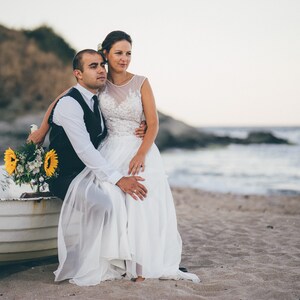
[99,75,200,282]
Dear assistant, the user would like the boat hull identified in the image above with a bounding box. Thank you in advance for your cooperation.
[0,197,62,265]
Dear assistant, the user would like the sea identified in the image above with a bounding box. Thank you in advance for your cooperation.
[1,126,299,197]
[161,127,300,196]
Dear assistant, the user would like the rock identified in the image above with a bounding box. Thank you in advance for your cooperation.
[156,112,234,150]
[155,112,290,151]
[244,131,289,144]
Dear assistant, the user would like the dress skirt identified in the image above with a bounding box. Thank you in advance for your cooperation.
[99,135,198,281]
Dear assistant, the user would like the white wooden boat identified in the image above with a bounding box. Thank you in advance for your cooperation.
[0,196,62,265]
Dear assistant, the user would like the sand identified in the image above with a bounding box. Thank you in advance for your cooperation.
[0,188,299,300]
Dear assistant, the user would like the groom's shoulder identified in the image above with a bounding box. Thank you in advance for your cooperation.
[55,93,83,116]
[50,87,84,124]
[52,86,86,119]
[57,87,82,105]
[59,87,80,100]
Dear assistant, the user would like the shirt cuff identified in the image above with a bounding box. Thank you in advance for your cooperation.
[108,171,123,185]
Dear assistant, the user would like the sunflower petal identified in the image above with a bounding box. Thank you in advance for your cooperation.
[44,149,58,177]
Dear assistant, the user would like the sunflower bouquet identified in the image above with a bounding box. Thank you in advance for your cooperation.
[4,142,58,194]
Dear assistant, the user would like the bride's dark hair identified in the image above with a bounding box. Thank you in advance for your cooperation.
[101,31,132,53]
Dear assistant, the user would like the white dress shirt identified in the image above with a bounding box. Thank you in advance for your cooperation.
[52,83,123,184]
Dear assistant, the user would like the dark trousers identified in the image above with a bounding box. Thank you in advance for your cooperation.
[49,173,78,200]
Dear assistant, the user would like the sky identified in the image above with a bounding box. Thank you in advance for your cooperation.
[1,0,299,127]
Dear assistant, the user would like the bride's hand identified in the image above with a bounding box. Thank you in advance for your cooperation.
[128,153,145,175]
[27,128,46,145]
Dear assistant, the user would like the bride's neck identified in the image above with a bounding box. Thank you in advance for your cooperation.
[107,71,131,85]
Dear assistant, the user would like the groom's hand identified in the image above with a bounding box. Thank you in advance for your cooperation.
[116,176,147,200]
[135,121,147,138]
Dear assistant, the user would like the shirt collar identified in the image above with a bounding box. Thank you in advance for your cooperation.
[75,83,97,101]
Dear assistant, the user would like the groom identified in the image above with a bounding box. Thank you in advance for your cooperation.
[48,49,147,201]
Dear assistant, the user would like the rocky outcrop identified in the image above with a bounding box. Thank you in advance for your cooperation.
[155,112,289,151]
[243,131,288,144]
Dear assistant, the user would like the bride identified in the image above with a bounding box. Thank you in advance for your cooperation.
[29,31,200,285]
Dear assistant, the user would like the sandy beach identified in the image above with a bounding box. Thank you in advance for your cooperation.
[0,187,299,300]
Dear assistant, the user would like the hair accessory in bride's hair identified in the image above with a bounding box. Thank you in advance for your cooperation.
[97,43,102,51]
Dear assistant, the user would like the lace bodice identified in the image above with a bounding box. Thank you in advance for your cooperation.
[100,75,146,137]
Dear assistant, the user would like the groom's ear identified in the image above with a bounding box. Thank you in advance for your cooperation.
[73,69,83,80]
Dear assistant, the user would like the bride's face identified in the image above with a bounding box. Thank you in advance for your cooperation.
[107,40,132,73]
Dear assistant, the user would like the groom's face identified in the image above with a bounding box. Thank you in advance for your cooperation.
[74,52,107,93]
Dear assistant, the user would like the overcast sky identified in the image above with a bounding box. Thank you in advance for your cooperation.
[1,0,299,126]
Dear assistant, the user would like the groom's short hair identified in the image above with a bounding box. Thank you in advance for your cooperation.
[73,49,106,72]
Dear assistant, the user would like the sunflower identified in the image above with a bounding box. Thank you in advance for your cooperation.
[4,148,19,175]
[44,149,58,177]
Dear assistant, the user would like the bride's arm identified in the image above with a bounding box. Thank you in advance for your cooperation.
[128,79,158,175]
[27,88,71,144]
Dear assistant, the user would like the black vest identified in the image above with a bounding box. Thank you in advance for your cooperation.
[48,87,107,186]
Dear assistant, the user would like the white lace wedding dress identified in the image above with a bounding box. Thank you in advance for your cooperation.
[99,75,199,282]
